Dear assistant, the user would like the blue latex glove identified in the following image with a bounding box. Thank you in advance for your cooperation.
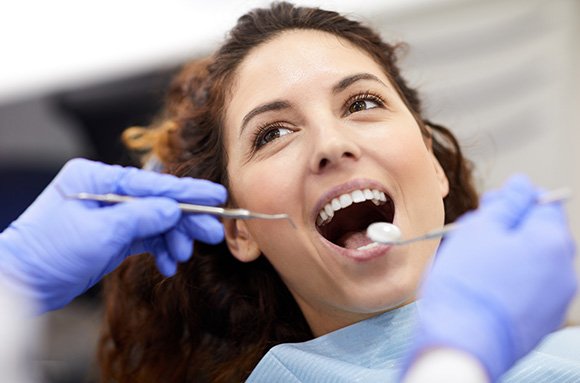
[407,175,577,381]
[0,158,227,313]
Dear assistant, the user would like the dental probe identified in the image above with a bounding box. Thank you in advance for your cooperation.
[367,187,572,246]
[57,186,295,226]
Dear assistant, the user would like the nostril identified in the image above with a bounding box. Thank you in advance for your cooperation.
[342,151,355,159]
[317,150,356,171]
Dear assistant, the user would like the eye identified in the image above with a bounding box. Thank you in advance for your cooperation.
[349,99,377,113]
[344,92,385,116]
[254,123,294,149]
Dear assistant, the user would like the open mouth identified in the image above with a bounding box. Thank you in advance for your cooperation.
[315,188,395,250]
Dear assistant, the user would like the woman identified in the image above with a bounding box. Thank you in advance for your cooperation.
[0,3,574,381]
[99,2,478,381]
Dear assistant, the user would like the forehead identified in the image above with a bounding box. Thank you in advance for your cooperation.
[225,29,390,121]
[238,29,382,78]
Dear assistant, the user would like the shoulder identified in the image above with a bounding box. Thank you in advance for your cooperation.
[536,326,580,361]
[501,327,580,382]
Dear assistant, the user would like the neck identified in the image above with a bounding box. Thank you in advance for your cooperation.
[298,298,416,337]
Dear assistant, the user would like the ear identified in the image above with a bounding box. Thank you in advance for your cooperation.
[430,151,449,198]
[224,219,261,263]
[423,130,449,199]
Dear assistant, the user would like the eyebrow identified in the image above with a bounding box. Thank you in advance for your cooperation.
[240,100,291,136]
[332,73,388,94]
[239,73,387,135]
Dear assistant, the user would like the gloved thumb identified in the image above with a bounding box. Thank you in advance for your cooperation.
[479,175,538,229]
[97,197,181,240]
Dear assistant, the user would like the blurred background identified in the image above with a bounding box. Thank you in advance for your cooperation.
[1,0,578,381]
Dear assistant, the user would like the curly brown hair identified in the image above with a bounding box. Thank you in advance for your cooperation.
[98,2,479,382]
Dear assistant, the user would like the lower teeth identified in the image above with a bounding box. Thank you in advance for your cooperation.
[357,242,379,251]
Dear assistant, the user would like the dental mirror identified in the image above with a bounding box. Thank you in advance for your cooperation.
[366,222,402,244]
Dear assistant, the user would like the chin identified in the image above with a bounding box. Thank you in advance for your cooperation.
[341,280,418,315]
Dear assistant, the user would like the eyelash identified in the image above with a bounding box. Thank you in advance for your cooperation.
[251,90,387,152]
[252,121,289,151]
[342,91,386,116]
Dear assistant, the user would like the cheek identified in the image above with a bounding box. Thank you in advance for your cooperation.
[367,123,432,174]
[227,154,306,257]
[368,123,446,225]
[230,159,298,212]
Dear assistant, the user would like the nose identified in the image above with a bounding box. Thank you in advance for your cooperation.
[309,123,361,174]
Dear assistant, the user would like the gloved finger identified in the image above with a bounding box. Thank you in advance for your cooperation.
[99,197,181,241]
[520,204,578,312]
[154,248,178,277]
[519,203,576,259]
[53,159,228,208]
[179,214,225,244]
[479,174,538,229]
[115,167,227,205]
[55,158,227,202]
[54,158,125,194]
[165,229,195,263]
[129,236,165,258]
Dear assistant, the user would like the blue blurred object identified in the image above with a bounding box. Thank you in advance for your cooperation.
[410,175,577,381]
[0,158,226,313]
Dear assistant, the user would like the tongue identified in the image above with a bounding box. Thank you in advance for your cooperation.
[338,231,373,249]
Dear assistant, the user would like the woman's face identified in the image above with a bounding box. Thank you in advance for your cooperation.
[223,30,449,336]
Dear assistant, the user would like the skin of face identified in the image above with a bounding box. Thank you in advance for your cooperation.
[223,30,449,336]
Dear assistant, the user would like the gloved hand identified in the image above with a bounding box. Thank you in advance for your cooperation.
[407,175,577,381]
[0,158,227,313]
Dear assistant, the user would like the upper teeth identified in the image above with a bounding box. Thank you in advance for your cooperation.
[316,189,387,226]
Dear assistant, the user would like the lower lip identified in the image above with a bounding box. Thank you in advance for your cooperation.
[318,233,393,262]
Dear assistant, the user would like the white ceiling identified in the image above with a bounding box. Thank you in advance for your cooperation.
[0,0,447,103]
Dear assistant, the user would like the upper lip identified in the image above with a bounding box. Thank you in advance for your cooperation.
[311,178,393,224]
